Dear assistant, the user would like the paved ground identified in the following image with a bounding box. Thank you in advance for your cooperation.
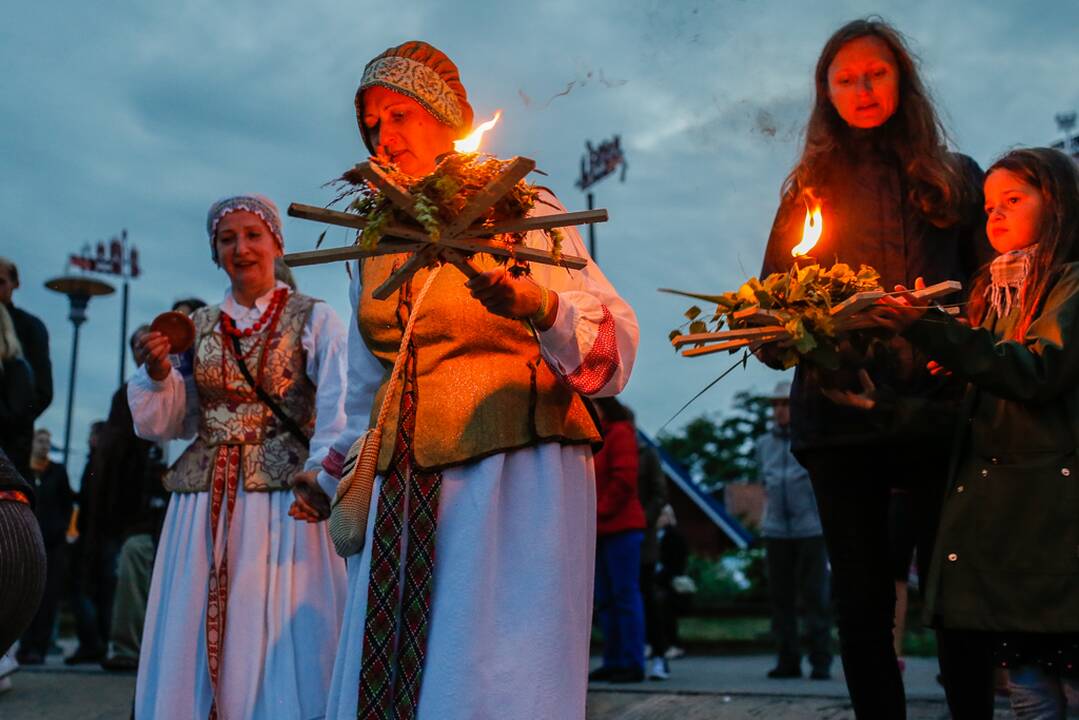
[0,653,1020,719]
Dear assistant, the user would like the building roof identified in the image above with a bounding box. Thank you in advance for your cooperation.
[637,429,754,550]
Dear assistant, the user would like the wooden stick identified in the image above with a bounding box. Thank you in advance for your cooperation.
[681,339,754,357]
[474,209,608,236]
[672,326,788,347]
[283,239,424,268]
[287,203,428,241]
[831,290,886,320]
[353,162,420,218]
[443,157,536,239]
[372,247,440,301]
[438,236,587,271]
[731,306,784,326]
[440,248,482,280]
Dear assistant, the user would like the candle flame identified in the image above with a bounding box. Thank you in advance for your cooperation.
[454,111,502,153]
[791,204,823,258]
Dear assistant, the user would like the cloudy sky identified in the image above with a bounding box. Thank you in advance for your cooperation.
[5,0,1078,480]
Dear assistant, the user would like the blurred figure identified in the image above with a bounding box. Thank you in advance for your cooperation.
[654,505,690,666]
[68,329,156,665]
[0,450,46,694]
[16,428,73,665]
[0,257,52,419]
[636,438,671,679]
[0,303,34,477]
[757,381,832,680]
[589,397,647,684]
[274,256,297,291]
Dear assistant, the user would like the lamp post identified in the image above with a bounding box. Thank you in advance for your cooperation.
[44,275,114,467]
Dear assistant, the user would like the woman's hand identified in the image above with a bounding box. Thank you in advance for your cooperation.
[465,269,558,330]
[819,368,878,411]
[866,278,928,334]
[927,360,952,377]
[136,331,173,382]
[288,469,330,523]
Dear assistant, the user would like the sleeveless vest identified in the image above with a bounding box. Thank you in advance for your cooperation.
[359,253,600,473]
[163,293,318,493]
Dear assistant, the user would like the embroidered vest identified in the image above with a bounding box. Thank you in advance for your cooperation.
[163,293,318,493]
[359,254,600,473]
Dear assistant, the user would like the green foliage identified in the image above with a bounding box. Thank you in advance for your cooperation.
[669,261,883,369]
[657,390,771,490]
[686,548,770,609]
[336,153,562,262]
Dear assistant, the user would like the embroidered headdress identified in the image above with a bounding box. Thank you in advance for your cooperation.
[355,41,474,154]
[206,194,284,263]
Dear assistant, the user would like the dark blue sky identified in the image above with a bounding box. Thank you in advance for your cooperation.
[4,0,1078,480]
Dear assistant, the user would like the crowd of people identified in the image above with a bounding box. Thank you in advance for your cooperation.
[0,17,1078,720]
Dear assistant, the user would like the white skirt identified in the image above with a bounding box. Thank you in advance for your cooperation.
[326,443,597,720]
[135,487,347,720]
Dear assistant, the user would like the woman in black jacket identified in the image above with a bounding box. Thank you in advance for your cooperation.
[758,19,992,719]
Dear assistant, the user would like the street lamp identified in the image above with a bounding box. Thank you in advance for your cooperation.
[44,275,114,467]
[576,135,627,261]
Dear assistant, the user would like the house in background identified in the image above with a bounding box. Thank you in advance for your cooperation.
[638,431,753,557]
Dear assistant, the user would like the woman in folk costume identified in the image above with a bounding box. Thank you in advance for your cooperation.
[322,41,639,720]
[128,195,348,719]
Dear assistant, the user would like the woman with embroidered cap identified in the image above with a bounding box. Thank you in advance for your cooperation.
[128,195,349,719]
[320,41,638,719]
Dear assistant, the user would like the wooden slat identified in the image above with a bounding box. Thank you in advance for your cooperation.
[440,248,482,280]
[438,236,587,271]
[731,306,784,326]
[471,209,608,236]
[672,326,788,347]
[911,280,963,301]
[283,239,423,268]
[830,290,886,320]
[353,162,420,217]
[442,157,536,239]
[372,247,439,301]
[287,203,429,241]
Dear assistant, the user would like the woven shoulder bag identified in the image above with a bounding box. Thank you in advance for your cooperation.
[328,268,441,558]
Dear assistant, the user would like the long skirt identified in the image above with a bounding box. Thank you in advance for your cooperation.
[135,487,347,719]
[326,443,596,720]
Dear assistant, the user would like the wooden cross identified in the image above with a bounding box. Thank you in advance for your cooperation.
[670,280,963,358]
[282,157,607,300]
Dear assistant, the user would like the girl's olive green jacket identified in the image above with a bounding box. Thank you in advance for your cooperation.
[904,262,1079,632]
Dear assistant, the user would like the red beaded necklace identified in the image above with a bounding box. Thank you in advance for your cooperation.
[221,287,288,338]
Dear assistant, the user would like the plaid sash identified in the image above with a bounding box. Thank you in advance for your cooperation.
[206,445,241,720]
[357,282,443,720]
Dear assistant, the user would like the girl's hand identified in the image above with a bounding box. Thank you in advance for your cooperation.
[867,278,928,334]
[288,469,330,523]
[465,269,558,330]
[136,331,173,382]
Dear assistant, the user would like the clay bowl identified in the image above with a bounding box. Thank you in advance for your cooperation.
[150,311,196,354]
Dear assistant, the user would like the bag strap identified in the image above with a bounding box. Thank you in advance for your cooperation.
[370,267,443,436]
[230,335,311,450]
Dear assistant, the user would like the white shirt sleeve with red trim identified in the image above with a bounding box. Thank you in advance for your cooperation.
[528,189,639,397]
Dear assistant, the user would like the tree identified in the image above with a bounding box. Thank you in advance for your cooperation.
[657,391,771,491]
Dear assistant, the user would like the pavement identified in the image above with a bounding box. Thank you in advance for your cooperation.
[0,651,1020,719]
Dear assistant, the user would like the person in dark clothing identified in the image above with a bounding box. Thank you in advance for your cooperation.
[0,303,35,480]
[68,327,158,665]
[757,19,992,720]
[636,438,670,678]
[16,429,73,665]
[0,450,46,692]
[758,381,833,680]
[0,258,52,419]
[652,505,689,666]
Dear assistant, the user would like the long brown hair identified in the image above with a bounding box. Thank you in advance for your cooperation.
[784,18,972,227]
[968,147,1079,340]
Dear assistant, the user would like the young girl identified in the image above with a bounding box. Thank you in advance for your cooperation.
[872,147,1079,719]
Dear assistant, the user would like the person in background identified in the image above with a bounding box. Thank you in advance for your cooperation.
[636,436,671,679]
[0,303,34,476]
[589,397,647,684]
[654,505,690,664]
[67,327,157,667]
[758,380,832,680]
[0,258,52,419]
[16,428,73,665]
[0,450,46,694]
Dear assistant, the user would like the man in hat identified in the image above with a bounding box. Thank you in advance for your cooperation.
[757,380,832,680]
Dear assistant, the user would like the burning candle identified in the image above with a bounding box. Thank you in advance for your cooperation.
[791,203,823,261]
